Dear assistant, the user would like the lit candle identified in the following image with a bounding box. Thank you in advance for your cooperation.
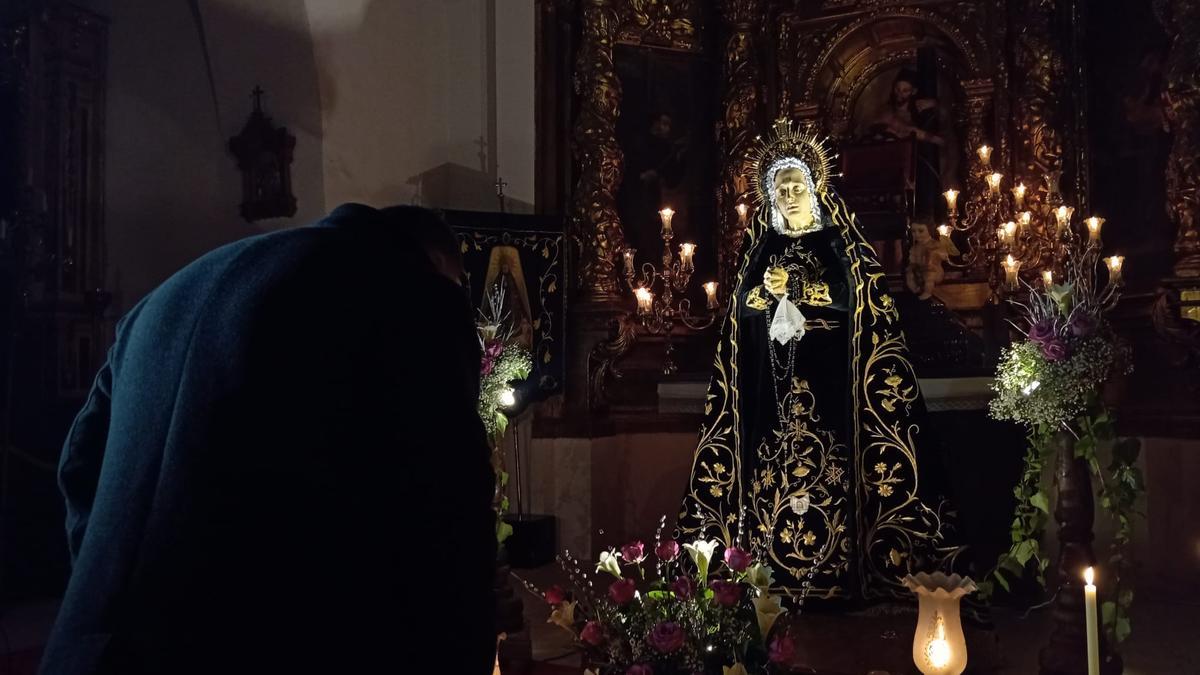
[937,224,951,238]
[1019,211,1033,228]
[1106,255,1124,285]
[635,286,653,316]
[704,281,719,310]
[1002,255,1021,290]
[1002,221,1018,246]
[679,242,696,271]
[659,207,675,236]
[1042,270,1054,288]
[1013,183,1027,209]
[1054,205,1074,234]
[623,247,636,276]
[1084,567,1099,675]
[977,145,993,166]
[735,203,749,225]
[943,189,959,213]
[1085,216,1105,244]
[987,172,1003,196]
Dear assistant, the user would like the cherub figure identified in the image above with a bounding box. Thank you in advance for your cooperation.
[905,222,958,300]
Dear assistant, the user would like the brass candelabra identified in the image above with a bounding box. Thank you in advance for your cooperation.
[943,145,1125,304]
[621,207,719,374]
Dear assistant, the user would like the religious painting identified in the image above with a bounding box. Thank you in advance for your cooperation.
[614,45,719,298]
[850,57,963,223]
[443,210,565,404]
[1085,0,1171,286]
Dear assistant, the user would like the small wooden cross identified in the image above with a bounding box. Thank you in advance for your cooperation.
[495,176,508,212]
[251,85,265,112]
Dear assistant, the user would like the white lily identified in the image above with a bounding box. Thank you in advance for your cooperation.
[753,594,787,644]
[683,538,721,582]
[596,549,622,578]
[746,562,776,592]
[547,600,577,630]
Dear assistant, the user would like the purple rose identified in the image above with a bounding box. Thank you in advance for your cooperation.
[621,540,646,563]
[627,665,654,675]
[710,579,742,607]
[1041,337,1070,362]
[1027,321,1055,345]
[723,546,752,572]
[769,635,797,664]
[544,584,566,605]
[670,575,696,599]
[655,540,681,562]
[647,621,685,653]
[1068,313,1098,337]
[608,578,637,606]
[581,620,605,646]
[480,340,504,377]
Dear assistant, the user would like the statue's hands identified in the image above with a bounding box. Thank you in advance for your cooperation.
[763,266,789,297]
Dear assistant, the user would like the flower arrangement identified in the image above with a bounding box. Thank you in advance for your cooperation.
[475,280,532,543]
[529,520,794,675]
[985,224,1142,645]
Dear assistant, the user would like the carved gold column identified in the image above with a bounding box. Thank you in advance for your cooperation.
[572,0,625,301]
[716,0,764,292]
[1156,0,1200,277]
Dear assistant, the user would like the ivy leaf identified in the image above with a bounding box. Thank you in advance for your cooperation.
[497,521,514,543]
[1115,617,1132,643]
[1012,539,1038,566]
[995,570,1011,592]
[1101,600,1116,627]
[1031,491,1050,514]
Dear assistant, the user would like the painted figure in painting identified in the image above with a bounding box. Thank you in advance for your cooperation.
[863,68,948,220]
[679,119,971,611]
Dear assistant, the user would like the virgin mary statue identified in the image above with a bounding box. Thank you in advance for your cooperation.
[678,119,969,608]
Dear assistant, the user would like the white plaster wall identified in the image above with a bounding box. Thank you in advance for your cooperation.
[306,0,535,210]
[77,0,325,312]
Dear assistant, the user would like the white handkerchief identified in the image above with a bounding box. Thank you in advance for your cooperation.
[769,294,806,344]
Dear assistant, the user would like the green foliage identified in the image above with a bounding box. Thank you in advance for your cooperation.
[981,408,1143,645]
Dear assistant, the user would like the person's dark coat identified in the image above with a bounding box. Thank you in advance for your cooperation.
[39,204,496,675]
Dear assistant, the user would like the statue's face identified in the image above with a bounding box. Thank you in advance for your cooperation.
[911,223,931,243]
[772,167,814,232]
[892,80,916,105]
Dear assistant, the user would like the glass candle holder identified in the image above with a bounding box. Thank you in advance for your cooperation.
[1054,205,1074,234]
[704,281,719,310]
[937,224,951,238]
[735,203,749,226]
[658,207,675,236]
[679,242,696,271]
[976,145,992,166]
[1106,255,1125,285]
[943,189,959,213]
[1012,183,1027,209]
[1085,216,1105,244]
[986,173,1003,196]
[1042,269,1054,288]
[623,248,637,276]
[635,287,653,316]
[905,572,976,675]
[1002,255,1021,290]
[1018,211,1033,229]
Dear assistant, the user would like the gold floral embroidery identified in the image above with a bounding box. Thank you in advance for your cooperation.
[802,281,833,306]
[745,285,771,311]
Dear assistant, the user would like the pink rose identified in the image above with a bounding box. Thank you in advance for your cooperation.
[626,665,654,675]
[1041,337,1070,362]
[710,579,742,607]
[608,578,637,606]
[580,620,605,646]
[621,540,646,563]
[655,540,681,562]
[543,585,566,605]
[769,635,797,664]
[724,546,752,572]
[670,575,696,599]
[647,621,685,653]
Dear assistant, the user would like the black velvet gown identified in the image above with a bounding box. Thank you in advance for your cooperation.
[735,225,857,600]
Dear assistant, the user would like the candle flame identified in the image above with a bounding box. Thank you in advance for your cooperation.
[659,207,674,218]
[735,203,748,216]
[680,242,696,256]
[937,225,951,238]
[1106,255,1124,272]
[635,287,652,302]
[1084,566,1094,585]
[704,281,717,294]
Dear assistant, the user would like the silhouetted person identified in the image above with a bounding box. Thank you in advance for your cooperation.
[40,204,495,675]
